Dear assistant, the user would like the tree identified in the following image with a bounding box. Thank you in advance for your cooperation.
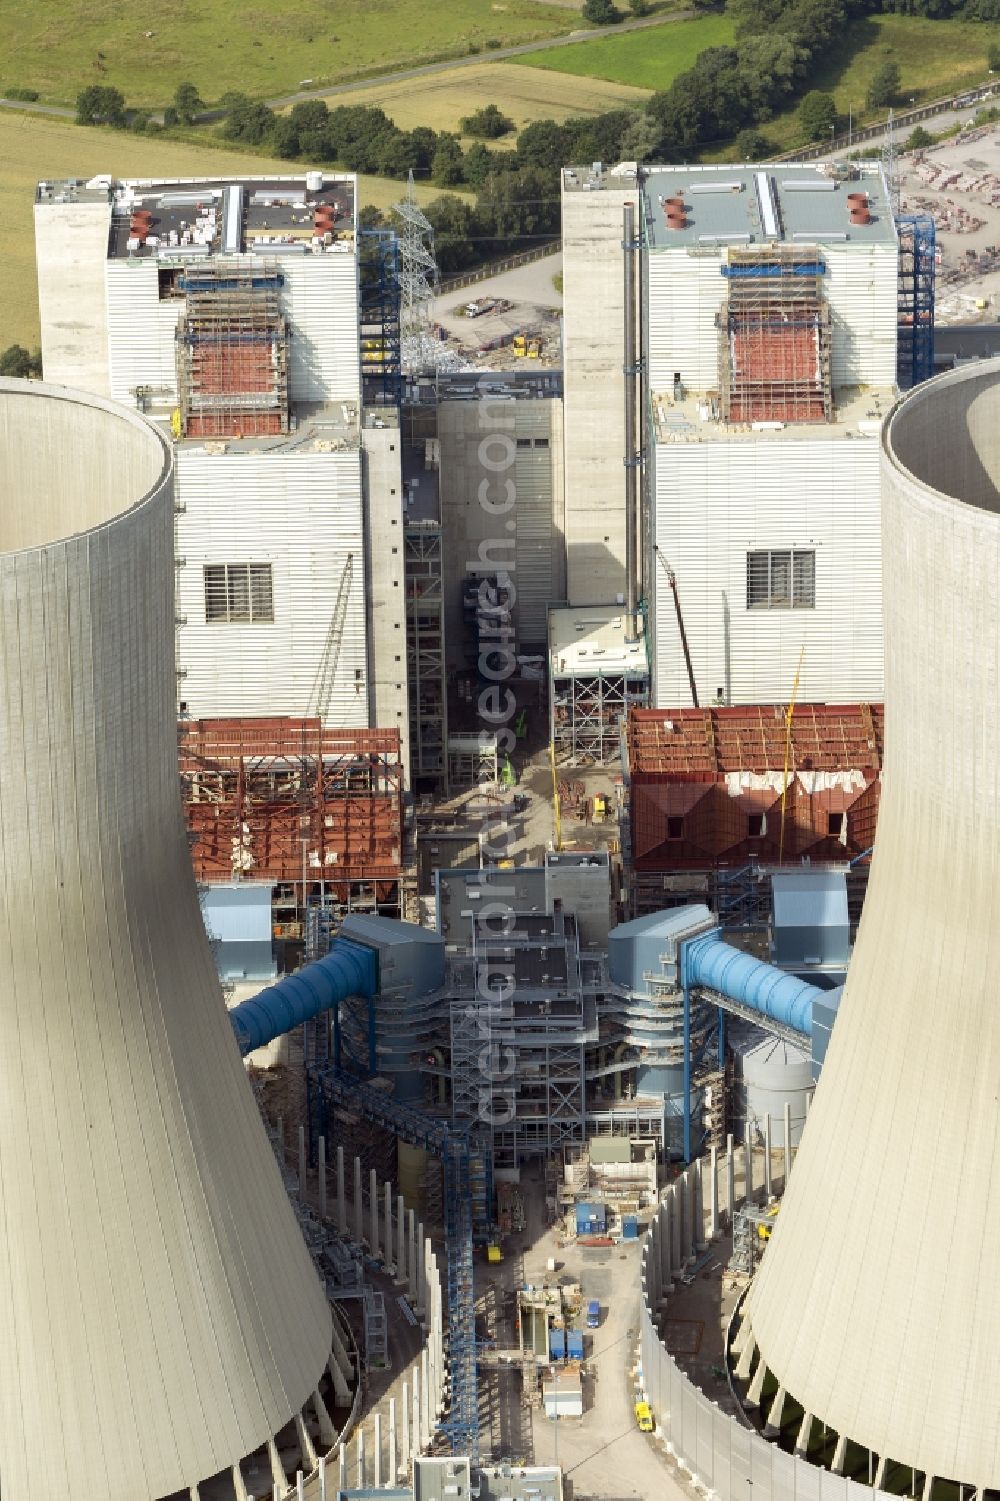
[735,126,774,158]
[75,85,126,127]
[799,89,837,140]
[432,133,466,187]
[424,195,479,271]
[582,0,624,22]
[905,124,933,149]
[270,116,302,159]
[173,81,203,124]
[460,103,515,138]
[162,105,179,128]
[866,61,901,109]
[220,93,275,144]
[0,344,41,378]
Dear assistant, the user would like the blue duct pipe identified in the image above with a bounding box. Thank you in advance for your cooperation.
[683,933,823,1035]
[230,938,378,1056]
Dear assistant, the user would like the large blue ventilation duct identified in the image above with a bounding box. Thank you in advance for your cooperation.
[684,932,823,1035]
[230,938,378,1056]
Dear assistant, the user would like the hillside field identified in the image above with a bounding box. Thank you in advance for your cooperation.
[0,113,457,352]
[308,62,651,142]
[518,12,735,90]
[0,0,578,109]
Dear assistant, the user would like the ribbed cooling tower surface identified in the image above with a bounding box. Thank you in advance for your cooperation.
[742,360,1000,1493]
[0,381,334,1500]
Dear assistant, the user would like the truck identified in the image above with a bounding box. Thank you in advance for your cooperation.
[634,1400,654,1433]
[586,1299,600,1329]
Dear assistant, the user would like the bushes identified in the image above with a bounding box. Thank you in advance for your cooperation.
[4,87,39,101]
[460,103,515,138]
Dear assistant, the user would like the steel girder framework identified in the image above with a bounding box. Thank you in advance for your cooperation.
[896,214,936,390]
[405,523,448,787]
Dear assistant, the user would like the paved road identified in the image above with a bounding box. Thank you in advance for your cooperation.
[0,10,698,125]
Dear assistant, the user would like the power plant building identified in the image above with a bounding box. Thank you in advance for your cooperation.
[560,162,899,719]
[34,173,408,757]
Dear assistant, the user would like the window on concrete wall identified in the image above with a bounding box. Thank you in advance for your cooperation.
[204,563,274,623]
[746,549,815,610]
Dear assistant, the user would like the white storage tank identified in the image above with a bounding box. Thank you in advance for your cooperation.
[306,169,324,192]
[740,1034,813,1147]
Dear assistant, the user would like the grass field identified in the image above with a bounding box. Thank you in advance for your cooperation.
[310,62,651,141]
[752,15,1000,153]
[518,12,735,90]
[0,113,457,352]
[0,0,579,109]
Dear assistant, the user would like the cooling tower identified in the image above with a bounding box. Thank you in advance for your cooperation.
[0,381,336,1500]
[741,360,1000,1492]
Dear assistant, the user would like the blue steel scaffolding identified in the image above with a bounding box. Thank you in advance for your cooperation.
[360,229,403,408]
[308,1065,486,1462]
[896,214,936,389]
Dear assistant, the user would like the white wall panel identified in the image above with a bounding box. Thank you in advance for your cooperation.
[176,447,368,725]
[653,437,883,706]
[106,260,181,403]
[283,253,360,404]
[647,249,726,393]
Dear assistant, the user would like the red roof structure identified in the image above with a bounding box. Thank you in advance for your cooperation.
[625,704,882,873]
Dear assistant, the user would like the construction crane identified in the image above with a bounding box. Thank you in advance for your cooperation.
[654,548,699,708]
[310,553,354,723]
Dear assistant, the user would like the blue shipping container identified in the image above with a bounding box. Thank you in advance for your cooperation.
[566,1328,584,1360]
[622,1215,639,1240]
[575,1201,607,1235]
[549,1327,566,1361]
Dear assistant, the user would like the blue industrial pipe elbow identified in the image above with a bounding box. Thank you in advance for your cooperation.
[230,938,378,1055]
[684,934,822,1035]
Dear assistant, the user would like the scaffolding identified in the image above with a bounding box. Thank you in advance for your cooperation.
[896,214,936,390]
[178,718,403,920]
[359,229,403,408]
[551,669,649,767]
[405,522,448,789]
[175,260,289,438]
[718,246,832,425]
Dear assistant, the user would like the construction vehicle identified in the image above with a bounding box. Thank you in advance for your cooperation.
[513,334,527,357]
[757,1203,780,1241]
[634,1400,654,1432]
[526,337,542,358]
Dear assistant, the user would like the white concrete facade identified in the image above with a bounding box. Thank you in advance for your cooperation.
[560,172,638,607]
[176,446,370,726]
[652,430,884,705]
[745,361,1000,1491]
[0,381,334,1499]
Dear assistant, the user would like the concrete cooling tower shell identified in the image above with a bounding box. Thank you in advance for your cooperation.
[0,381,334,1499]
[743,360,1000,1492]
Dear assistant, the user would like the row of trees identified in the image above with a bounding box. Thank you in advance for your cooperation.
[75,80,203,131]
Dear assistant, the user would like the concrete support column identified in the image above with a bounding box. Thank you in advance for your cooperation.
[337,1144,347,1235]
[412,1367,421,1456]
[744,1121,754,1206]
[709,1145,719,1239]
[831,1436,848,1475]
[318,1135,328,1220]
[421,1346,431,1447]
[670,1181,682,1270]
[295,1409,319,1471]
[318,1456,328,1501]
[746,1355,768,1408]
[385,1181,394,1274]
[374,1413,383,1489]
[694,1160,707,1250]
[765,1386,787,1438]
[268,1437,288,1493]
[873,1455,887,1490]
[726,1133,735,1227]
[389,1397,398,1482]
[795,1412,814,1456]
[232,1464,250,1501]
[418,1233,429,1320]
[313,1387,336,1448]
[735,1332,756,1382]
[339,1445,348,1492]
[298,1124,307,1194]
[189,1487,202,1501]
[353,1156,363,1245]
[407,1210,418,1303]
[783,1103,792,1187]
[764,1113,773,1200]
[370,1168,379,1257]
[297,1471,307,1501]
[327,1339,351,1403]
[401,1381,411,1471]
[396,1193,406,1285]
[356,1428,365,1488]
[657,1199,673,1296]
